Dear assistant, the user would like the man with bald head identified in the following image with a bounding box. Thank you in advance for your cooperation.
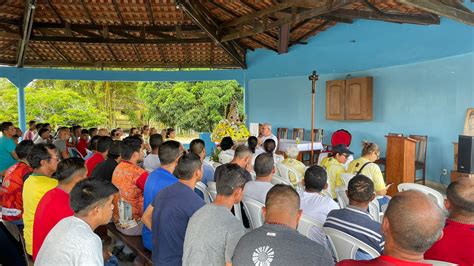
[337,190,445,265]
[424,178,474,265]
[232,184,334,265]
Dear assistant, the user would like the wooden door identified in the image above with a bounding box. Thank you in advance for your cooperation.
[326,80,345,120]
[345,77,373,120]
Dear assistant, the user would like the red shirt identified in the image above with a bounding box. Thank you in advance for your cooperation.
[0,162,32,221]
[76,139,89,157]
[424,219,474,266]
[337,255,431,266]
[32,187,73,261]
[85,152,105,177]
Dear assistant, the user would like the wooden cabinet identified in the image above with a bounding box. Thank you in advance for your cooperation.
[326,77,373,121]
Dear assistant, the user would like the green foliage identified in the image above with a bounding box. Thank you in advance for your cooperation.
[0,79,107,127]
[138,80,243,132]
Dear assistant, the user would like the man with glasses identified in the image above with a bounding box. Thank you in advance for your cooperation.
[23,143,60,256]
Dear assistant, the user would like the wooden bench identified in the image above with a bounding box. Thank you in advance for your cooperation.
[106,223,152,266]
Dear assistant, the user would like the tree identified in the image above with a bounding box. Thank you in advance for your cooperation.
[0,80,107,128]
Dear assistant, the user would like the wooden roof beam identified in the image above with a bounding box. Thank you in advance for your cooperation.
[221,0,355,42]
[29,35,212,44]
[399,0,474,26]
[278,23,290,54]
[16,0,36,67]
[177,0,246,68]
[332,9,440,25]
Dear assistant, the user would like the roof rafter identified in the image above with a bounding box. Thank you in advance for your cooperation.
[331,9,440,25]
[177,0,246,68]
[16,0,36,67]
[398,0,474,26]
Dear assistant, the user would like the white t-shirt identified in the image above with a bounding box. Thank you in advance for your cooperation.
[35,216,103,266]
[260,134,278,147]
[243,180,274,204]
[300,191,340,246]
[143,153,161,172]
[219,149,235,164]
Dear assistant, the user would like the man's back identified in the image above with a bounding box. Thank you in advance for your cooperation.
[243,180,274,204]
[90,157,118,182]
[324,206,384,254]
[232,223,334,266]
[0,135,16,172]
[182,204,246,266]
[424,219,474,265]
[35,216,103,266]
[143,153,160,172]
[142,167,177,250]
[300,191,339,245]
[1,162,32,221]
[151,182,205,266]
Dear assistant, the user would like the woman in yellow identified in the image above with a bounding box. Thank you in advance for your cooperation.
[320,144,353,198]
[347,141,390,209]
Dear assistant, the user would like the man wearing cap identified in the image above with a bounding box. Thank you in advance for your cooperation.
[320,144,353,199]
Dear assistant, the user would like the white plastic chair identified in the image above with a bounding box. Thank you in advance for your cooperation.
[340,173,355,187]
[335,187,349,209]
[241,197,265,229]
[275,163,300,185]
[271,174,291,185]
[219,152,234,164]
[397,183,444,209]
[323,227,380,262]
[297,214,323,238]
[211,161,222,169]
[368,199,383,223]
[195,182,212,204]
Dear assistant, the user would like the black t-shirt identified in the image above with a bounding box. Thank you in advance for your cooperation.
[90,158,118,182]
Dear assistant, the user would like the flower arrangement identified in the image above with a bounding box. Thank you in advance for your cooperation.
[211,119,250,143]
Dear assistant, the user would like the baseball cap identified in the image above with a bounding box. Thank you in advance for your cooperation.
[333,144,353,155]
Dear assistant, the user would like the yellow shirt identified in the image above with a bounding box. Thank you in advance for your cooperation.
[281,158,305,187]
[22,174,58,254]
[347,157,386,192]
[323,157,346,198]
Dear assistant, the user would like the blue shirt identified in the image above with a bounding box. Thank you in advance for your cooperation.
[324,205,384,255]
[142,167,178,250]
[201,162,215,185]
[0,136,16,172]
[151,182,205,266]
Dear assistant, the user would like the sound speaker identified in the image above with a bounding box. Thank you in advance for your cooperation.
[458,135,474,174]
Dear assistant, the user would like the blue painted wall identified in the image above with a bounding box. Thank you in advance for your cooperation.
[245,11,474,184]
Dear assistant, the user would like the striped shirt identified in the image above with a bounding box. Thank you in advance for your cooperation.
[324,205,384,254]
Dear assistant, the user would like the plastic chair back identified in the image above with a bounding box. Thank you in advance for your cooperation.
[211,161,222,169]
[331,129,352,147]
[335,187,349,209]
[206,181,217,201]
[324,227,380,261]
[340,173,355,187]
[397,183,444,209]
[271,174,291,185]
[368,199,383,222]
[297,214,323,238]
[195,182,212,204]
[275,163,300,184]
[241,197,265,229]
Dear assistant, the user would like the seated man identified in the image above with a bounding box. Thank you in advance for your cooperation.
[35,179,118,265]
[86,136,112,177]
[142,153,205,266]
[112,136,148,236]
[424,178,474,265]
[143,133,163,172]
[1,140,34,224]
[257,123,278,149]
[53,127,70,160]
[232,184,334,265]
[75,129,90,157]
[90,140,121,182]
[23,143,59,255]
[0,122,19,174]
[301,165,339,245]
[142,140,183,251]
[34,128,50,144]
[33,158,87,260]
[183,164,249,266]
[281,144,305,187]
[324,175,384,260]
[214,145,253,183]
[244,153,275,204]
[337,190,445,265]
[189,138,214,185]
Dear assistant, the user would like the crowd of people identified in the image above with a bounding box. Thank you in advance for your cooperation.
[0,120,473,266]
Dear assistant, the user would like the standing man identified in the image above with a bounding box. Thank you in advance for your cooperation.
[0,122,19,174]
